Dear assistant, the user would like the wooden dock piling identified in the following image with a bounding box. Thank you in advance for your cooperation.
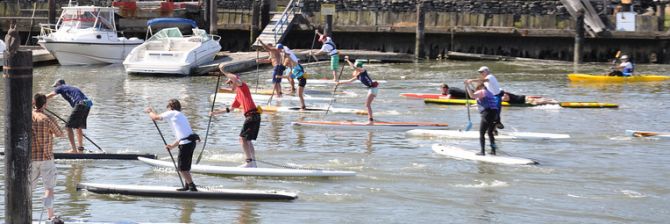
[573,9,585,70]
[415,1,426,61]
[3,50,33,224]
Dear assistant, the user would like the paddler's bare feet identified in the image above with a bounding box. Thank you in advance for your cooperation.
[65,149,80,154]
[366,118,374,125]
[238,159,257,168]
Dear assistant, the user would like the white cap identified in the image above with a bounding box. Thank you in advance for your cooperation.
[620,55,629,60]
[477,66,489,72]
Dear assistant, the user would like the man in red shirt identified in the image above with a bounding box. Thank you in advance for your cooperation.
[211,71,261,168]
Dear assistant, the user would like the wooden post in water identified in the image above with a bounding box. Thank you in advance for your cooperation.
[3,49,33,224]
[573,9,585,71]
[48,0,56,25]
[209,0,217,35]
[415,0,426,61]
[250,0,260,48]
[658,3,667,31]
[260,0,270,29]
[325,15,333,37]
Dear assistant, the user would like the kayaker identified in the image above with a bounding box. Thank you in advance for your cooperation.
[609,55,634,76]
[31,93,65,223]
[440,84,467,99]
[211,71,261,168]
[145,99,199,191]
[464,80,499,156]
[283,46,308,110]
[310,30,339,81]
[257,39,285,98]
[502,92,559,105]
[337,56,378,125]
[476,66,504,129]
[46,79,93,153]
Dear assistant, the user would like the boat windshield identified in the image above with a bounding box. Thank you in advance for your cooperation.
[58,8,114,31]
[192,29,210,41]
[148,28,184,41]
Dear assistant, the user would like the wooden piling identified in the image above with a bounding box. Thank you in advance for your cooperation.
[260,0,270,29]
[3,50,33,224]
[325,15,333,37]
[209,0,217,35]
[250,0,260,48]
[48,0,56,25]
[415,1,426,60]
[658,3,666,31]
[573,9,585,70]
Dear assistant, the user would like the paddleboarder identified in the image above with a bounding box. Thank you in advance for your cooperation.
[310,30,340,81]
[502,92,559,105]
[46,79,93,153]
[440,84,467,99]
[257,39,285,98]
[211,71,261,168]
[609,55,634,76]
[337,56,378,125]
[476,66,504,130]
[464,80,499,156]
[146,99,199,191]
[283,46,308,109]
[31,93,65,223]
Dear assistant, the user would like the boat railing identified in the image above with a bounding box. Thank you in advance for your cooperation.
[271,0,300,43]
[38,23,58,39]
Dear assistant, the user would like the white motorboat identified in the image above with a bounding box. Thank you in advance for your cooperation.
[37,6,143,65]
[123,18,222,75]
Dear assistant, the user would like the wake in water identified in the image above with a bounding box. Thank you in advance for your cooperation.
[452,180,509,188]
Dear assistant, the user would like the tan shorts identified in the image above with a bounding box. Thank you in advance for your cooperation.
[31,160,57,190]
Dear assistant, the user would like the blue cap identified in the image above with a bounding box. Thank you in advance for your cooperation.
[276,44,284,49]
[52,79,65,87]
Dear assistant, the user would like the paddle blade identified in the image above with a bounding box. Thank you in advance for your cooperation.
[464,121,473,131]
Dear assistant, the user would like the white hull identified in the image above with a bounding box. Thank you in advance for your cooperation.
[78,182,298,200]
[263,105,368,115]
[432,144,537,165]
[39,40,142,65]
[407,129,570,140]
[266,78,387,84]
[123,45,219,75]
[138,157,356,177]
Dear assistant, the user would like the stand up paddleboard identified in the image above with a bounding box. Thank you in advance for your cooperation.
[425,98,618,108]
[262,105,368,115]
[138,157,356,177]
[407,129,570,140]
[210,93,332,104]
[77,183,297,200]
[432,144,538,165]
[625,130,670,139]
[291,121,448,131]
[400,93,446,99]
[0,152,156,160]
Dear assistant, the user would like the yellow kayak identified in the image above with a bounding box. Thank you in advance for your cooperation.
[568,73,670,82]
[425,98,618,108]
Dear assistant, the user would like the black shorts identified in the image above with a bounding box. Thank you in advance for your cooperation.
[240,112,261,140]
[66,102,90,129]
[297,77,306,87]
[177,141,196,171]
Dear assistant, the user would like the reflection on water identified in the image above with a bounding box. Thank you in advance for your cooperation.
[1,60,669,223]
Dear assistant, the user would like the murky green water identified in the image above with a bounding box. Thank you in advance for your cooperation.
[1,60,669,223]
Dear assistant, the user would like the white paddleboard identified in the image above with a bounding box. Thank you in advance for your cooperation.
[432,144,538,165]
[625,130,670,139]
[77,182,297,200]
[407,129,570,140]
[291,120,449,131]
[210,93,333,104]
[265,78,387,84]
[263,105,368,115]
[138,157,356,177]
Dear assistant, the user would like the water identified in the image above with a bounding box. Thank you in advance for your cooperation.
[1,60,669,223]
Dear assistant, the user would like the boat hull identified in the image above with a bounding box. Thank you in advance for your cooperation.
[38,40,142,65]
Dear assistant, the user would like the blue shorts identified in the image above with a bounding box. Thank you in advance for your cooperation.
[272,65,286,83]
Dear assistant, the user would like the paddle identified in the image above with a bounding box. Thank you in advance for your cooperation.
[147,105,185,188]
[609,50,621,74]
[464,83,473,131]
[195,74,221,164]
[323,59,347,117]
[44,108,102,153]
[306,29,318,64]
[255,49,260,93]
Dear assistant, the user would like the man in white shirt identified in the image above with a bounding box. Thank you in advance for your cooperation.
[310,31,340,81]
[477,66,504,129]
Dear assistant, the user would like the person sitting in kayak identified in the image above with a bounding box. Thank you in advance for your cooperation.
[464,80,499,156]
[609,55,634,76]
[337,56,378,125]
[502,92,559,105]
[440,84,467,99]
